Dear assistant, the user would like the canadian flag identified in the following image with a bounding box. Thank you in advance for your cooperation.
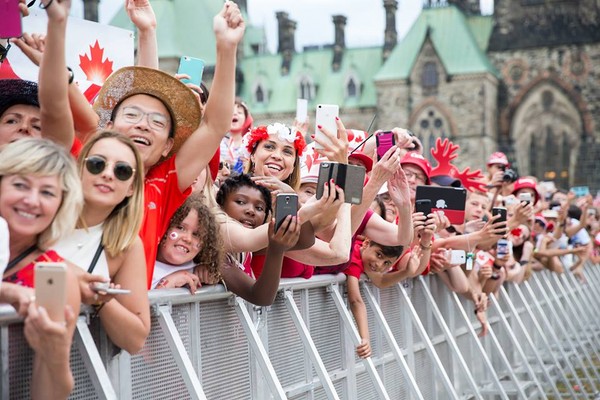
[1,10,133,104]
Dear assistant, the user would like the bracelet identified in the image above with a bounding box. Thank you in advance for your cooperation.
[66,66,74,84]
[419,241,432,250]
[39,0,53,9]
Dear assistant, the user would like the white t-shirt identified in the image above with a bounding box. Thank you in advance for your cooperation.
[0,217,9,286]
[52,223,110,279]
[151,260,194,289]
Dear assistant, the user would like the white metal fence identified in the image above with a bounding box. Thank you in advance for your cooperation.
[2,264,600,399]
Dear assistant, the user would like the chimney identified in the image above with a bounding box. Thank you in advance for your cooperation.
[83,0,100,22]
[383,0,397,62]
[448,0,481,15]
[332,15,347,72]
[276,12,296,75]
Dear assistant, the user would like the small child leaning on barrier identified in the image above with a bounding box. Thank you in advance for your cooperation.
[345,239,404,359]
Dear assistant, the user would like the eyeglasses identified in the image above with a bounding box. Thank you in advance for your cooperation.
[219,162,231,170]
[404,170,426,184]
[120,106,169,132]
[84,156,135,181]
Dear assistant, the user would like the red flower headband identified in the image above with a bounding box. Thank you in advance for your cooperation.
[244,123,306,157]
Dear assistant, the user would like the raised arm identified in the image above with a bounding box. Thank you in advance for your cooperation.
[38,0,73,149]
[126,0,158,69]
[176,1,245,191]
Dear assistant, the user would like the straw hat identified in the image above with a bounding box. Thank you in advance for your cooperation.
[93,66,201,160]
[0,79,39,117]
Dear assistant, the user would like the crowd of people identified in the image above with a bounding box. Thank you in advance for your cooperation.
[0,0,597,398]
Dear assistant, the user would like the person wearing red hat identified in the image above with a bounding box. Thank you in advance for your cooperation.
[400,151,432,203]
[512,177,541,205]
[348,150,373,174]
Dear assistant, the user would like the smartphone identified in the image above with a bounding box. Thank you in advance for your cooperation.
[571,186,590,198]
[316,162,365,205]
[492,207,507,234]
[496,238,510,258]
[518,192,532,205]
[92,282,131,295]
[314,104,339,150]
[0,0,22,39]
[376,131,396,161]
[275,193,298,232]
[415,199,432,218]
[447,250,466,265]
[177,56,205,86]
[34,262,67,322]
[587,208,597,216]
[296,99,308,124]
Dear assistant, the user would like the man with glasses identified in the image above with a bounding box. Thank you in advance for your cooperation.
[93,2,245,288]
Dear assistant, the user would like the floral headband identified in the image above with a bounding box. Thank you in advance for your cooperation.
[244,123,306,157]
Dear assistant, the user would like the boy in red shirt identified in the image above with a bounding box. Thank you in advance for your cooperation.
[345,239,404,358]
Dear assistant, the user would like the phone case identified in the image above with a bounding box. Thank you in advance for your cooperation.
[415,199,432,216]
[177,56,205,86]
[316,162,334,200]
[492,207,507,224]
[34,262,67,322]
[449,250,466,265]
[0,0,22,39]
[375,131,395,160]
[415,185,467,225]
[336,163,366,205]
[314,104,339,150]
[275,194,298,231]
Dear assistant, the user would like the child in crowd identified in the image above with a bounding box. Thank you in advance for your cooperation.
[153,193,223,292]
[345,240,404,358]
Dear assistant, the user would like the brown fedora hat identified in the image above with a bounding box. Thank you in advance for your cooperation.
[93,66,201,160]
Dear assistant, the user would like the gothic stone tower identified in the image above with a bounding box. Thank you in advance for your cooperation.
[487,0,600,189]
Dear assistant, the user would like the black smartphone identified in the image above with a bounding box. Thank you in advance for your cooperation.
[275,193,298,232]
[376,131,395,160]
[492,207,507,234]
[316,162,365,205]
[415,199,432,218]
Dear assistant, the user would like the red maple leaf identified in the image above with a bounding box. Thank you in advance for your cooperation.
[78,40,113,84]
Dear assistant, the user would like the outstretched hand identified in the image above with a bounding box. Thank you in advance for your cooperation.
[11,33,46,66]
[369,145,401,186]
[214,1,245,47]
[126,0,157,31]
[268,216,301,252]
[314,117,349,164]
[40,0,71,21]
[387,167,411,207]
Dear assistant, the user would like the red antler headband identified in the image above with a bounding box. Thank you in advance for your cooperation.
[429,137,487,192]
[244,123,307,157]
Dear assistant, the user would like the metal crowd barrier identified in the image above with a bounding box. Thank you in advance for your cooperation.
[2,265,600,399]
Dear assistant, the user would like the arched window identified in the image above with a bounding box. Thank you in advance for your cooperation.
[346,76,358,98]
[255,84,265,104]
[299,76,314,101]
[421,62,439,89]
[411,105,452,162]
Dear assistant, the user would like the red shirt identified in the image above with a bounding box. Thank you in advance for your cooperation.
[141,155,191,288]
[4,250,63,288]
[343,242,365,280]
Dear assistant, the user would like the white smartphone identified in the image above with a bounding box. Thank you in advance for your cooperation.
[447,250,466,266]
[296,99,308,124]
[518,192,532,205]
[314,104,339,150]
[92,282,131,295]
[34,262,67,322]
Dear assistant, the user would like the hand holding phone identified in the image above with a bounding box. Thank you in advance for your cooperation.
[415,199,432,218]
[92,282,131,295]
[35,262,67,322]
[446,249,466,265]
[518,193,532,206]
[492,207,507,235]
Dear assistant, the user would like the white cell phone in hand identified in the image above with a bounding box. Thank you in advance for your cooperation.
[34,262,67,322]
[447,250,466,265]
[92,282,131,295]
[296,99,308,123]
[314,104,339,150]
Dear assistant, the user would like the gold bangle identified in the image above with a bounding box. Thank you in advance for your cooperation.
[419,242,432,250]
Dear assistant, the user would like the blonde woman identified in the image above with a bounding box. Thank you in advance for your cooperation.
[52,131,150,354]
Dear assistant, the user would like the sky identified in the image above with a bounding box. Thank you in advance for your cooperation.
[70,0,493,53]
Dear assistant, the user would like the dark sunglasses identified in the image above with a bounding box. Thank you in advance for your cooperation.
[84,156,135,181]
[219,162,231,170]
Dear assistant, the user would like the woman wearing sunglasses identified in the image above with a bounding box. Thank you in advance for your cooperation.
[51,131,150,354]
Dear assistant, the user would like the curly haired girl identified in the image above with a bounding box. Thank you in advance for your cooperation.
[153,192,224,292]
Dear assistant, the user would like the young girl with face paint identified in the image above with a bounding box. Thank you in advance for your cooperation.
[153,193,223,292]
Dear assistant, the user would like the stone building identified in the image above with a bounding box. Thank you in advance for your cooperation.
[109,0,600,190]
